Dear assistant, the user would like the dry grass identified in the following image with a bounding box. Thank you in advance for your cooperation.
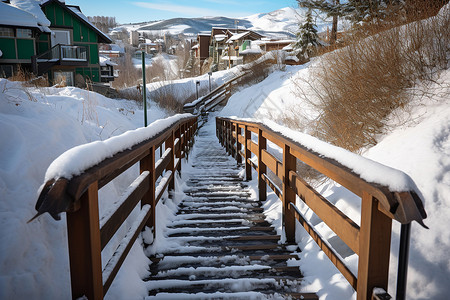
[292,4,449,152]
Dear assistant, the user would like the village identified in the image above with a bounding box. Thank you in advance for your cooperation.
[0,1,449,300]
[0,0,339,90]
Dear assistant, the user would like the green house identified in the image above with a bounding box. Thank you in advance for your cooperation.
[0,0,112,85]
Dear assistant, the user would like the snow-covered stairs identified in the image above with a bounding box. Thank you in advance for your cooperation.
[145,121,318,299]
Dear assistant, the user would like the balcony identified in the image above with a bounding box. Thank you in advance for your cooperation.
[32,44,88,75]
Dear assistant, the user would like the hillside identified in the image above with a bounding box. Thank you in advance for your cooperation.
[118,7,333,38]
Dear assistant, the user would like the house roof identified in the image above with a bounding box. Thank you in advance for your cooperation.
[1,0,50,32]
[41,0,112,43]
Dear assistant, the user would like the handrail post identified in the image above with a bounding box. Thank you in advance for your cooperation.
[236,124,242,164]
[175,126,182,172]
[231,122,237,158]
[396,223,411,300]
[140,147,156,233]
[358,192,392,300]
[66,181,103,300]
[257,128,267,201]
[283,145,296,243]
[166,131,175,191]
[244,125,252,181]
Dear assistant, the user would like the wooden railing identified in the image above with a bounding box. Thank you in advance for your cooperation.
[32,116,198,300]
[183,72,248,114]
[216,117,427,300]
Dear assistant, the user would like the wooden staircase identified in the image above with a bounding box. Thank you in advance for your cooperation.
[145,122,318,299]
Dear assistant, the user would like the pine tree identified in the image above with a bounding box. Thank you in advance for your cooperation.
[294,9,319,57]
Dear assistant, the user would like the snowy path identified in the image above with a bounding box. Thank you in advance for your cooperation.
[145,119,317,299]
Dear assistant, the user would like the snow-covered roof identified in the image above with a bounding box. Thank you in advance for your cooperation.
[191,44,199,49]
[240,48,263,55]
[99,55,118,67]
[214,34,227,42]
[0,1,50,32]
[226,31,250,43]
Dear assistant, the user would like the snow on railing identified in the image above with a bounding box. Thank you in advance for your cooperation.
[216,116,427,300]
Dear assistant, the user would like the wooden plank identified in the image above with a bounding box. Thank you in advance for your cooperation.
[228,235,280,241]
[283,144,297,243]
[66,182,103,300]
[155,148,172,179]
[244,126,252,180]
[290,202,357,290]
[247,125,259,134]
[357,192,392,300]
[249,140,258,155]
[288,145,398,221]
[140,147,155,231]
[155,171,175,204]
[102,206,151,294]
[261,149,283,180]
[62,117,195,205]
[262,174,282,199]
[290,171,360,254]
[258,129,267,202]
[261,130,285,149]
[100,172,150,250]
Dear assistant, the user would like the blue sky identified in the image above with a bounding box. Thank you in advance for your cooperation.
[69,0,299,24]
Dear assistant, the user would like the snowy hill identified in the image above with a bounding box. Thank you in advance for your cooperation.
[119,7,332,38]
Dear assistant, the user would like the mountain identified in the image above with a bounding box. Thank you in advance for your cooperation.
[118,7,333,38]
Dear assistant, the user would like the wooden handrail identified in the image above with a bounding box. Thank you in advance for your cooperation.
[183,72,248,114]
[216,117,427,300]
[31,115,198,300]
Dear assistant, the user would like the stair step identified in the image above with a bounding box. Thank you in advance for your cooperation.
[146,292,318,300]
[149,266,302,281]
[150,254,299,271]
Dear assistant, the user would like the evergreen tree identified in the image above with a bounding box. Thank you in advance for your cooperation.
[294,9,319,56]
[297,0,406,39]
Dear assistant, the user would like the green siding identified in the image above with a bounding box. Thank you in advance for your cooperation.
[17,39,35,59]
[88,30,97,43]
[0,38,16,59]
[39,34,48,41]
[73,20,81,41]
[63,10,72,27]
[91,67,99,82]
[81,24,88,43]
[37,41,49,54]
[89,44,99,64]
[45,6,55,24]
[54,5,64,26]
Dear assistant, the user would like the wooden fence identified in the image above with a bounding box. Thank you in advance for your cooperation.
[33,116,198,299]
[216,117,427,300]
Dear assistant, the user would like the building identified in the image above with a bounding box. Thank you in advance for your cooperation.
[0,0,112,85]
[209,27,250,71]
[223,30,264,68]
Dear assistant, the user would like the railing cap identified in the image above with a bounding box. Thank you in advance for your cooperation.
[30,115,196,222]
[217,117,427,227]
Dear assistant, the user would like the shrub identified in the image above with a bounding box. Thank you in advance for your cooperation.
[293,4,449,152]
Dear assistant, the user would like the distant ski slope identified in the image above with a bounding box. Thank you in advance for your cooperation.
[117,7,332,38]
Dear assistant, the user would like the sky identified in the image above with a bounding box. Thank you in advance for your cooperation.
[68,0,299,24]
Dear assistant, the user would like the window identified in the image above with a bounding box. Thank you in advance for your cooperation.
[0,27,14,37]
[16,28,32,38]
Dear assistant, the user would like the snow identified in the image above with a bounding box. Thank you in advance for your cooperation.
[44,113,191,181]
[1,6,449,299]
[0,1,46,30]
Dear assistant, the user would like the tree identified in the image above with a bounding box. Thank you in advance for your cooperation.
[297,0,340,43]
[294,9,319,57]
[297,0,408,41]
